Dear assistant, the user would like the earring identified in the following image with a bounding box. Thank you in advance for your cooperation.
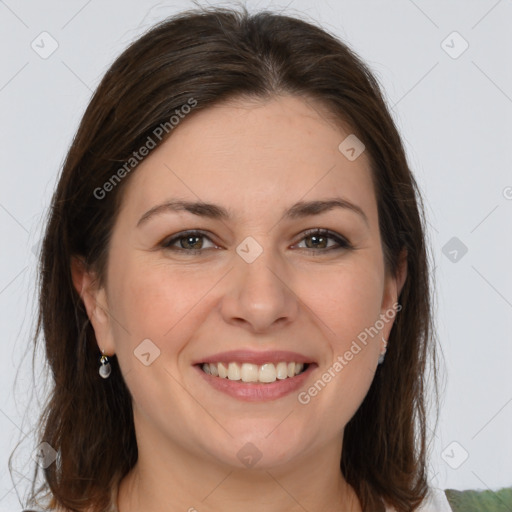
[378,337,388,365]
[99,350,111,379]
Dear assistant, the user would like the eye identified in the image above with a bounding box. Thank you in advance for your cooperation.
[294,228,352,252]
[160,228,352,255]
[161,230,218,254]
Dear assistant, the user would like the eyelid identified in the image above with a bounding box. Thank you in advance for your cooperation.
[293,228,352,250]
[160,229,218,251]
[160,228,352,253]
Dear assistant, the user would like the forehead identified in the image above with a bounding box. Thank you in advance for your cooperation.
[117,95,377,226]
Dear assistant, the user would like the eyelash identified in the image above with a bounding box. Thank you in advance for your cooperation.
[160,228,353,255]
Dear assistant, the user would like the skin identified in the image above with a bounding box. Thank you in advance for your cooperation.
[72,94,407,512]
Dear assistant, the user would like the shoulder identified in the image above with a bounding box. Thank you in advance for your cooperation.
[384,487,453,511]
[21,507,69,512]
[417,487,453,511]
[21,506,96,512]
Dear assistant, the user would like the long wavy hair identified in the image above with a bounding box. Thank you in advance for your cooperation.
[11,4,440,511]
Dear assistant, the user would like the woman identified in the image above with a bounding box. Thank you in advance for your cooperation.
[17,5,451,511]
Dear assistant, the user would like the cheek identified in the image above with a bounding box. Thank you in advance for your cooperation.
[109,258,211,338]
[302,259,384,347]
[105,260,203,412]
[106,257,225,386]
[296,256,384,418]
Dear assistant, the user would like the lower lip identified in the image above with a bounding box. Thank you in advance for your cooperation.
[194,364,316,402]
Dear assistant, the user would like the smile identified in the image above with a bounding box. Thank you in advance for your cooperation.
[194,354,317,401]
[201,361,308,383]
[193,349,316,401]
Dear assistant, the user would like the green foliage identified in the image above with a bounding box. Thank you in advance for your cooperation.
[444,486,512,512]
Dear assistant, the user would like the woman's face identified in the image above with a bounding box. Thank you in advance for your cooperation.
[79,94,405,472]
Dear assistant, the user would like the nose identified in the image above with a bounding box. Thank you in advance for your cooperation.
[220,244,299,334]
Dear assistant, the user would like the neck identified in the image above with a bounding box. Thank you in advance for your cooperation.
[117,430,361,512]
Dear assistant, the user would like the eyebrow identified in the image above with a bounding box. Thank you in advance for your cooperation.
[136,198,369,227]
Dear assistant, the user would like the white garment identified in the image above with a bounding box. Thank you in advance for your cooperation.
[385,487,453,511]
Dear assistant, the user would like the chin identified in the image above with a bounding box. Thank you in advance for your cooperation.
[200,426,311,471]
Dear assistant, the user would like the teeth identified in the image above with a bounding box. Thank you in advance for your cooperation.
[240,363,259,382]
[276,362,288,380]
[227,362,241,380]
[201,361,308,383]
[218,362,228,379]
[259,363,277,383]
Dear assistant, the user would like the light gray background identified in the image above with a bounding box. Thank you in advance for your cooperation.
[1,0,511,509]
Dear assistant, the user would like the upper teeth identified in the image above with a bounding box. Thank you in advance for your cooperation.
[201,362,305,383]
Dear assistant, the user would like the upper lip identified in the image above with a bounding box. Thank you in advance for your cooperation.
[193,350,315,366]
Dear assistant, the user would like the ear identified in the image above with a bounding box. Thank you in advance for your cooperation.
[71,256,116,356]
[380,248,407,340]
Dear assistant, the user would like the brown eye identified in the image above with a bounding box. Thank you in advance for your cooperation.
[296,229,352,252]
[160,228,352,256]
[161,230,217,254]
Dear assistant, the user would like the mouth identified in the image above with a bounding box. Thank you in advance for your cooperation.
[198,361,310,383]
[193,351,316,402]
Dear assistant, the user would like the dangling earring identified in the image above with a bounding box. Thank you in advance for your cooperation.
[378,337,388,365]
[99,350,111,379]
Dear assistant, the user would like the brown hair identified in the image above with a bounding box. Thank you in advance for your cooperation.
[12,4,440,511]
